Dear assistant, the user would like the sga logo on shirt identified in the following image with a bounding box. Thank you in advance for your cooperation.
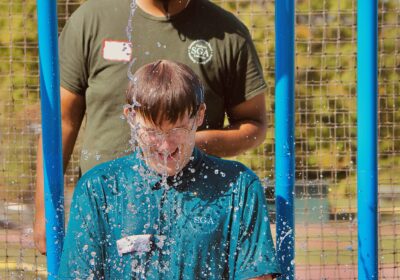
[193,216,215,225]
[188,40,213,65]
[188,206,220,234]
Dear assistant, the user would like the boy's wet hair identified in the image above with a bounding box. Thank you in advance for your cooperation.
[126,60,204,126]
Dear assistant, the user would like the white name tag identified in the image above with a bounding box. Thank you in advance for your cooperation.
[116,234,166,256]
[102,40,132,62]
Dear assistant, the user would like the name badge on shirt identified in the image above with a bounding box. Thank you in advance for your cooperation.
[102,40,132,62]
[116,234,166,256]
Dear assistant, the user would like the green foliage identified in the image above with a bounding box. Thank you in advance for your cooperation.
[223,1,400,204]
[0,1,399,201]
[0,1,82,199]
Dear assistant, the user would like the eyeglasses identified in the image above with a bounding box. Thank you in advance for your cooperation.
[136,115,198,146]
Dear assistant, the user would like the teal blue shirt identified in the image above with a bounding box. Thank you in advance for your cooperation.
[58,148,281,279]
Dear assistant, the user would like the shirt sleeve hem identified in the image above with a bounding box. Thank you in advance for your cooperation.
[229,83,267,108]
[245,83,267,101]
[61,80,85,96]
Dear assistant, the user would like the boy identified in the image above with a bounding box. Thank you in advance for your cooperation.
[58,60,280,279]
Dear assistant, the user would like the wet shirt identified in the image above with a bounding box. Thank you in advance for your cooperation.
[59,0,267,173]
[58,148,281,279]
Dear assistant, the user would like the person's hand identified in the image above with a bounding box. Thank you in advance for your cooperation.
[34,208,47,255]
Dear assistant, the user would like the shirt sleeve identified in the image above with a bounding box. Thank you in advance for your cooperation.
[225,34,267,108]
[233,177,281,280]
[59,8,90,96]
[58,176,105,279]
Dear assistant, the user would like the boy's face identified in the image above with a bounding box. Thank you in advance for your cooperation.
[126,106,205,176]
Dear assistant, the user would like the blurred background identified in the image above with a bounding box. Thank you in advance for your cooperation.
[0,0,399,279]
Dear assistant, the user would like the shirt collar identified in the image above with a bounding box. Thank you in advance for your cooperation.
[134,148,204,191]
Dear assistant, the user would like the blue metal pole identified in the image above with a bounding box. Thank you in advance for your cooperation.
[275,1,295,279]
[357,1,378,279]
[36,1,64,278]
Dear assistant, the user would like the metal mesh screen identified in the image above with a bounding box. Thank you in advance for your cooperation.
[0,1,42,278]
[293,1,359,278]
[0,0,398,279]
[233,1,399,278]
[376,0,400,278]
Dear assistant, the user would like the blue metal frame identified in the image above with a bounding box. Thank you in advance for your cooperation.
[357,1,378,279]
[33,1,379,279]
[36,1,64,278]
[275,1,295,279]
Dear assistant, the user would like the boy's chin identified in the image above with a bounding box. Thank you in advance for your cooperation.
[149,162,184,177]
[166,168,183,177]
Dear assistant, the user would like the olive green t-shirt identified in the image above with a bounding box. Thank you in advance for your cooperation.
[59,0,266,173]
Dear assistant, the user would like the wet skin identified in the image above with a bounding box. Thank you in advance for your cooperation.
[124,105,205,176]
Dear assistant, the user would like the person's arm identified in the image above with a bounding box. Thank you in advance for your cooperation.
[34,87,85,254]
[195,93,267,157]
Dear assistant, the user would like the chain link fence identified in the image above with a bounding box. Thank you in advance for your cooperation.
[0,0,398,279]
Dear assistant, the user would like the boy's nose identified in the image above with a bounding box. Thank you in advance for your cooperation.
[157,136,175,152]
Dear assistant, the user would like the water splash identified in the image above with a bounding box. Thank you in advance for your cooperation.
[120,2,203,275]
[277,228,293,251]
[126,0,138,82]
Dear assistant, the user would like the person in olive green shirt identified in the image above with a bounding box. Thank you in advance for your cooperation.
[35,0,268,254]
[58,60,280,279]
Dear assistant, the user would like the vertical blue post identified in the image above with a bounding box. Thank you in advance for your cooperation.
[36,1,64,278]
[357,1,378,279]
[275,1,295,279]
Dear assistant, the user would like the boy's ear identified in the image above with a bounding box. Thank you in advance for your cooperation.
[123,105,137,125]
[123,106,131,118]
[196,103,206,127]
